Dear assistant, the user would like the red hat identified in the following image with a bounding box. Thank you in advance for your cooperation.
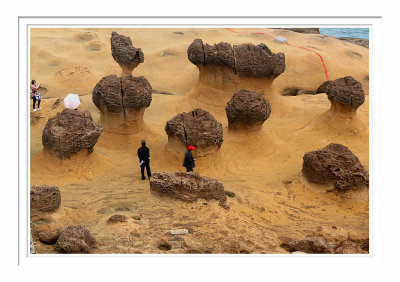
[188,145,195,151]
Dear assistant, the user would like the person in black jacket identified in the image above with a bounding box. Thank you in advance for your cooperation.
[183,145,196,172]
[137,140,151,180]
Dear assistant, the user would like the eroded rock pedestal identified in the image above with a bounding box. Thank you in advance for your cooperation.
[92,74,152,132]
[302,143,369,190]
[165,108,223,155]
[187,39,285,100]
[111,31,144,76]
[30,185,61,212]
[225,89,272,130]
[316,76,366,132]
[149,172,227,206]
[42,109,103,159]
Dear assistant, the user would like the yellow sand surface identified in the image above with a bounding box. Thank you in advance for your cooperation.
[29,28,369,254]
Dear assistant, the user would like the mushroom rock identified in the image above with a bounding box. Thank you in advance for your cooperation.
[165,108,223,155]
[334,240,367,254]
[302,143,369,190]
[30,185,61,212]
[149,172,227,206]
[55,225,96,254]
[111,31,144,76]
[225,89,272,129]
[42,109,103,159]
[285,237,332,254]
[187,39,285,98]
[92,75,152,132]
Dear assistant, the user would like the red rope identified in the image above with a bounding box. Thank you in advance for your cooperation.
[226,28,329,81]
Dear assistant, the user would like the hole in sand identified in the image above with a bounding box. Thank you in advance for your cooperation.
[347,51,362,59]
[158,243,172,251]
[172,32,184,35]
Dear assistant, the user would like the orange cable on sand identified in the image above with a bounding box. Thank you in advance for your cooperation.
[226,28,330,81]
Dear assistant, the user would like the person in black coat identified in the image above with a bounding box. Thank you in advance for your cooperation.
[183,145,196,172]
[137,140,151,180]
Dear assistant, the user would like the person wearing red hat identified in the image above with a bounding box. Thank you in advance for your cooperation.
[183,145,196,172]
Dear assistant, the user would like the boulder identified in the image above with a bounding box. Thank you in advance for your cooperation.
[316,76,365,109]
[302,143,369,190]
[55,225,96,254]
[110,31,144,75]
[30,185,61,212]
[188,39,285,78]
[286,237,332,254]
[225,89,272,128]
[92,75,123,113]
[38,229,61,244]
[149,172,227,205]
[120,75,152,110]
[334,240,367,254]
[107,214,128,224]
[42,109,103,159]
[165,108,223,148]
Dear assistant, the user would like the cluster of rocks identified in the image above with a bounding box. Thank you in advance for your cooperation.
[302,143,369,190]
[282,236,367,254]
[42,109,103,159]
[149,171,227,207]
[188,39,286,78]
[92,31,152,130]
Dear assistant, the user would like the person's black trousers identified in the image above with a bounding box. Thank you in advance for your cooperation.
[186,167,193,172]
[140,161,151,179]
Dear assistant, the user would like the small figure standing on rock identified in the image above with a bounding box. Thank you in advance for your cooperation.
[30,80,42,112]
[137,140,151,180]
[183,145,196,172]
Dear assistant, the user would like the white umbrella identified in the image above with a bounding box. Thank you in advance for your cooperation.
[64,93,81,109]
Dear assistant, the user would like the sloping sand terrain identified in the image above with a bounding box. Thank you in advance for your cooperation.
[29,28,369,254]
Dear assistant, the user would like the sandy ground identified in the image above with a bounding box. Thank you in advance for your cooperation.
[29,28,369,254]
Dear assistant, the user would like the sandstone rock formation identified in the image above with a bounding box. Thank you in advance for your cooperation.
[317,76,365,109]
[285,237,332,254]
[55,225,96,253]
[334,240,367,254]
[111,31,144,76]
[165,108,223,153]
[42,109,103,159]
[38,230,61,244]
[107,214,128,224]
[187,39,285,97]
[30,185,61,212]
[302,143,369,190]
[92,32,152,133]
[225,89,272,129]
[149,172,227,205]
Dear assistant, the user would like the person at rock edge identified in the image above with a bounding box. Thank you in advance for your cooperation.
[30,80,42,112]
[137,140,151,180]
[183,145,196,172]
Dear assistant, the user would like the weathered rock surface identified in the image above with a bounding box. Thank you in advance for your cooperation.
[107,214,128,224]
[165,108,223,148]
[338,37,369,48]
[149,172,227,205]
[55,225,96,253]
[92,75,123,113]
[111,31,144,74]
[302,143,369,190]
[120,75,152,110]
[285,237,332,253]
[334,240,367,254]
[233,43,285,77]
[38,229,61,244]
[42,109,103,159]
[188,39,285,78]
[226,89,271,127]
[316,76,365,108]
[30,185,61,212]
